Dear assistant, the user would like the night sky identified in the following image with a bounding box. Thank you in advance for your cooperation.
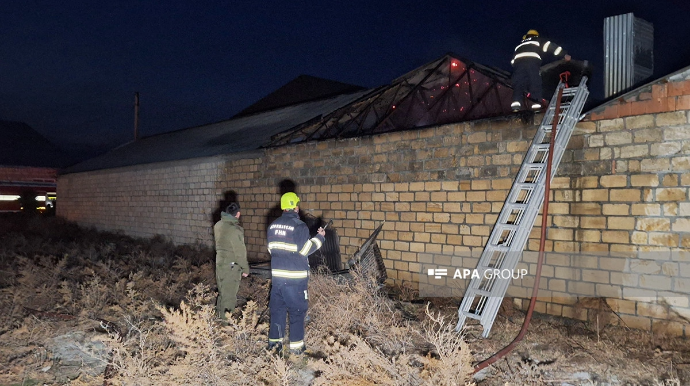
[2,1,690,161]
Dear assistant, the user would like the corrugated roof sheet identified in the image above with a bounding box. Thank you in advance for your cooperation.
[62,90,369,174]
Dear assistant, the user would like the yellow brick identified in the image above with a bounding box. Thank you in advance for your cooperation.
[582,189,609,201]
[582,269,609,283]
[549,228,573,241]
[673,218,690,232]
[415,192,430,201]
[655,187,687,201]
[433,213,450,222]
[620,144,649,158]
[425,182,441,191]
[602,203,629,215]
[662,174,679,187]
[430,191,447,201]
[466,191,485,201]
[631,204,661,216]
[602,230,629,243]
[608,217,635,230]
[606,298,637,315]
[609,189,641,202]
[636,218,671,231]
[492,178,513,190]
[664,203,679,216]
[575,230,601,242]
[657,111,688,126]
[571,203,601,215]
[447,192,465,201]
[573,176,599,188]
[636,303,669,319]
[630,174,659,187]
[471,180,491,190]
[605,131,632,145]
[648,232,679,247]
[553,215,578,228]
[580,216,606,229]
[600,175,627,187]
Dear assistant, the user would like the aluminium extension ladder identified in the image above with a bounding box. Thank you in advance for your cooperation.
[455,76,589,337]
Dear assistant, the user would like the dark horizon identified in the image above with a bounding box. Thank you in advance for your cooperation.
[2,1,690,162]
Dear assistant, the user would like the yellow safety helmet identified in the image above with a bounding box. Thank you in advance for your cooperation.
[281,192,300,210]
[523,29,539,39]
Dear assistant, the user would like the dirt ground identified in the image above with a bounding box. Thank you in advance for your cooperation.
[0,215,688,385]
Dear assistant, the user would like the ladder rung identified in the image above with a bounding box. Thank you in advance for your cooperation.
[462,311,482,320]
[514,182,537,189]
[467,288,493,297]
[485,245,510,252]
[523,163,546,169]
[496,224,518,231]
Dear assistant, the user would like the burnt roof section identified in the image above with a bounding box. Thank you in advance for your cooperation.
[234,75,366,117]
[0,121,71,168]
[62,90,369,174]
[266,53,515,147]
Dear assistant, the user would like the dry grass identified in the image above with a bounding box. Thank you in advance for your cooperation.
[0,215,687,385]
[0,216,475,385]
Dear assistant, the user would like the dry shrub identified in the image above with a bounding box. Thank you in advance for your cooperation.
[307,270,474,386]
[104,284,294,386]
[420,305,474,386]
[308,269,414,356]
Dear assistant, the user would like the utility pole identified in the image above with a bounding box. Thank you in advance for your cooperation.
[134,92,140,140]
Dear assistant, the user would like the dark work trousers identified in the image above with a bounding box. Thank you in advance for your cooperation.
[511,60,542,105]
[268,278,308,350]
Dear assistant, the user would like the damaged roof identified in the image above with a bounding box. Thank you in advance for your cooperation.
[266,53,515,147]
[64,53,519,174]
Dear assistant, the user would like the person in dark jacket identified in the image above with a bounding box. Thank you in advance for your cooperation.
[511,29,571,111]
[267,192,325,354]
[214,202,248,320]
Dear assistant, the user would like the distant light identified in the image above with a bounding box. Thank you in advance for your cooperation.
[392,105,396,109]
[455,83,460,87]
[451,62,459,67]
[0,195,20,201]
[36,196,46,201]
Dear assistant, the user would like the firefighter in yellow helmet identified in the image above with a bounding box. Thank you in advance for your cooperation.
[266,192,325,355]
[511,29,571,111]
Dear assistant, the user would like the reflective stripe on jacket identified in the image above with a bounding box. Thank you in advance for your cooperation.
[511,36,566,66]
[267,210,324,279]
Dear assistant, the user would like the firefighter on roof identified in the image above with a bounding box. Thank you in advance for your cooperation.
[511,29,571,111]
[267,192,325,354]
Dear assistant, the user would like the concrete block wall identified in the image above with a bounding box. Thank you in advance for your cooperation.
[57,156,261,245]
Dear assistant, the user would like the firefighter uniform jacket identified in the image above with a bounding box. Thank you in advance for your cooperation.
[511,36,567,66]
[267,210,324,279]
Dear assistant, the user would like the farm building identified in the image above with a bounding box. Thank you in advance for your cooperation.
[57,52,690,336]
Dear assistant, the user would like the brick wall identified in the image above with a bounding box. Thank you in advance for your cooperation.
[58,76,690,335]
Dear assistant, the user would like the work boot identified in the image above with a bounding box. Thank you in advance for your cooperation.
[511,101,521,112]
[530,103,542,111]
[267,342,283,354]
